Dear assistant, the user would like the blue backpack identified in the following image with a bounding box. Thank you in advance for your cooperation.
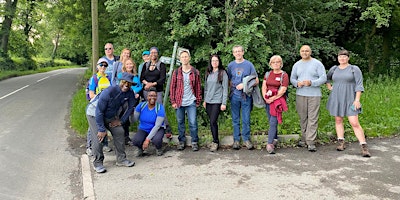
[85,75,98,101]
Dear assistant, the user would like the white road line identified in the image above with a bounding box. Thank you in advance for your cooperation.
[0,85,30,100]
[36,76,49,82]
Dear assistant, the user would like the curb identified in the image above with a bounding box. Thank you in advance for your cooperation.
[81,154,95,200]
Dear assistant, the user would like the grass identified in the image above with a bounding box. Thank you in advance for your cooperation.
[70,72,400,145]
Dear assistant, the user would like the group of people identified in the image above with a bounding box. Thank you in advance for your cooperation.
[85,43,370,173]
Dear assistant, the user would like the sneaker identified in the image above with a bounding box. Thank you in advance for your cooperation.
[232,141,241,150]
[192,143,199,151]
[244,140,254,150]
[156,148,163,156]
[210,142,218,152]
[361,144,371,157]
[308,144,317,152]
[266,144,275,154]
[116,159,135,167]
[103,145,112,152]
[94,165,106,173]
[177,141,185,151]
[336,139,346,151]
[125,137,132,145]
[273,139,279,146]
[86,148,93,157]
[134,147,143,157]
[298,141,306,147]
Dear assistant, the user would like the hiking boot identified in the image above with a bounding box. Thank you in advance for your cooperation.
[192,143,199,151]
[244,140,254,150]
[336,139,346,151]
[94,165,106,173]
[361,144,371,157]
[308,144,317,152]
[177,141,185,151]
[156,148,163,156]
[266,144,275,154]
[103,145,112,152]
[210,142,218,152]
[298,141,306,147]
[232,141,240,150]
[116,159,135,167]
[86,148,93,157]
[273,139,279,146]
[134,147,143,157]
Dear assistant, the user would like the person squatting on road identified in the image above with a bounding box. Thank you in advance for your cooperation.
[169,50,202,151]
[86,72,136,173]
[131,87,166,157]
[261,55,289,154]
[203,54,229,152]
[290,45,327,152]
[326,49,371,157]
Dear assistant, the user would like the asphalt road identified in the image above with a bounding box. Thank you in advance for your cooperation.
[0,68,86,200]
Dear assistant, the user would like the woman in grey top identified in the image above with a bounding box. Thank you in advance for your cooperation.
[203,54,228,152]
[326,49,370,157]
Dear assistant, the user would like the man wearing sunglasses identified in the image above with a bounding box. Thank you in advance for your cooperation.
[87,72,137,173]
[102,43,120,77]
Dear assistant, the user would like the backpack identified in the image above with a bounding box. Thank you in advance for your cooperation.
[264,71,289,100]
[139,101,161,114]
[85,75,98,101]
[145,61,162,71]
[327,65,355,80]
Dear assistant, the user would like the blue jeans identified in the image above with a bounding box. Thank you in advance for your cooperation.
[175,101,199,144]
[265,104,278,144]
[230,94,252,142]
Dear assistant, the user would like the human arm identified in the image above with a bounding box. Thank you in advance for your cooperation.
[194,69,202,107]
[119,91,136,124]
[221,71,229,111]
[169,69,178,109]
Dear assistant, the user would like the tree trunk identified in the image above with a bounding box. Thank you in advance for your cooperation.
[0,0,18,57]
[51,31,61,61]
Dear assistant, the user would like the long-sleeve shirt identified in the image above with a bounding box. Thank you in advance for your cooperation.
[140,61,166,92]
[170,66,202,107]
[290,58,327,97]
[95,85,135,132]
[203,70,228,105]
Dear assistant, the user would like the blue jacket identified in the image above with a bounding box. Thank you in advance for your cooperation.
[95,85,135,132]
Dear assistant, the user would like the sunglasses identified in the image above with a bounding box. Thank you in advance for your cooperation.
[98,63,108,67]
[104,48,113,50]
[121,80,133,86]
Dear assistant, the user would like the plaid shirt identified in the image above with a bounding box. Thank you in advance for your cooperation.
[169,66,202,107]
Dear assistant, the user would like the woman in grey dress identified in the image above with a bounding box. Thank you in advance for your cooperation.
[326,49,370,157]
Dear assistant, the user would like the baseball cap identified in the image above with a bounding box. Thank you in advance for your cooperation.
[97,58,108,65]
[142,51,150,56]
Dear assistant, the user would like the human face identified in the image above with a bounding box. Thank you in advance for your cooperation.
[338,55,349,65]
[122,50,130,60]
[150,49,158,61]
[142,54,150,62]
[119,80,132,92]
[269,59,282,70]
[179,52,190,66]
[232,47,244,61]
[147,91,157,105]
[104,44,114,56]
[97,62,108,73]
[299,45,312,60]
[125,60,134,73]
[211,57,219,69]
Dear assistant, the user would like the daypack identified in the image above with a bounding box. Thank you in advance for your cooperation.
[327,65,355,80]
[85,75,98,101]
[139,101,161,114]
[264,71,289,100]
[144,60,162,71]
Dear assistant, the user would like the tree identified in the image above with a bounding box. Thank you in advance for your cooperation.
[0,0,18,62]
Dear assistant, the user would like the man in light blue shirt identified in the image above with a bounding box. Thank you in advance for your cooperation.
[290,45,327,152]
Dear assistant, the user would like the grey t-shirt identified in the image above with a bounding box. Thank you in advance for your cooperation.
[181,71,196,106]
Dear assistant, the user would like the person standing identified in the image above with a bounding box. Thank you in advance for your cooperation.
[111,48,131,86]
[202,54,228,152]
[261,55,289,154]
[227,45,258,150]
[170,50,202,151]
[290,45,327,152]
[138,50,150,79]
[326,49,370,157]
[86,72,136,173]
[102,43,120,77]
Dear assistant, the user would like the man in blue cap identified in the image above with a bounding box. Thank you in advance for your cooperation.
[86,72,137,173]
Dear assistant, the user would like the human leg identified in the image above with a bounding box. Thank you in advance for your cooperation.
[266,105,278,144]
[86,115,105,172]
[106,119,127,163]
[305,96,321,145]
[335,116,346,151]
[152,128,165,150]
[348,115,370,157]
[230,95,241,142]
[132,129,148,148]
[207,103,221,144]
[295,95,308,145]
[175,106,186,143]
[241,95,252,142]
[187,102,199,151]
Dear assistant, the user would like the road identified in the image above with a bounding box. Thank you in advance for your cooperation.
[0,68,85,200]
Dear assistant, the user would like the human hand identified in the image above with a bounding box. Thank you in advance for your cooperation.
[297,81,304,88]
[220,105,226,111]
[109,119,122,128]
[236,83,244,90]
[97,132,107,142]
[203,102,206,108]
[142,139,150,150]
[172,104,178,109]
[353,101,361,110]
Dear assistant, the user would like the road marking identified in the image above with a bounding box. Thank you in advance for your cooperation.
[0,85,30,100]
[81,154,96,200]
[36,76,49,82]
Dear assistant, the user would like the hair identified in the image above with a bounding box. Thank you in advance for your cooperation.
[179,50,190,57]
[150,46,159,53]
[122,57,137,75]
[269,55,283,68]
[119,48,131,63]
[104,43,113,48]
[232,45,244,52]
[148,87,157,93]
[338,49,350,57]
[206,54,225,83]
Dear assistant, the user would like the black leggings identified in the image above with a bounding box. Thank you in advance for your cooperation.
[206,103,221,144]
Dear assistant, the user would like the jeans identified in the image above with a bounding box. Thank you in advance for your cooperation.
[206,103,221,144]
[265,104,278,144]
[230,94,252,142]
[175,101,199,144]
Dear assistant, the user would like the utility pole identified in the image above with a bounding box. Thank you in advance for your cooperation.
[91,0,99,74]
